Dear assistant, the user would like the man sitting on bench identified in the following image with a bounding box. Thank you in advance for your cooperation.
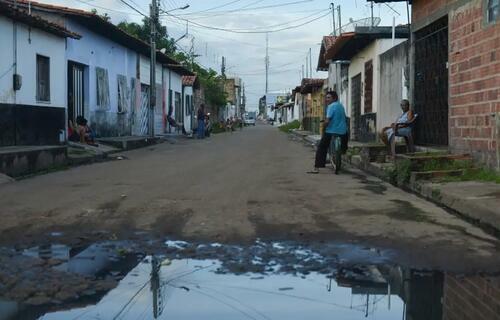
[379,99,415,159]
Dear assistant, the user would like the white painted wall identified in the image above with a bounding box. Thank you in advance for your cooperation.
[346,38,406,118]
[0,16,66,108]
[183,85,193,132]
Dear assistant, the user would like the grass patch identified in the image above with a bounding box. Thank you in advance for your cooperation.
[279,120,300,133]
[386,159,412,185]
[439,167,500,184]
[211,123,226,134]
[420,159,472,172]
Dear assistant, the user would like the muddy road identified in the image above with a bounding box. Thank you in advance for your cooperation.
[1,124,500,271]
[2,124,500,319]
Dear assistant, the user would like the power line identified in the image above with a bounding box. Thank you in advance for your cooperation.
[170,0,315,17]
[166,11,331,34]
[118,0,147,17]
[71,0,143,16]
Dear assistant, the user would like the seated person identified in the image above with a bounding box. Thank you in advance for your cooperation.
[68,120,80,142]
[166,115,187,135]
[379,99,414,158]
[76,116,97,146]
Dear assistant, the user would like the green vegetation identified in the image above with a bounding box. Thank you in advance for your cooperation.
[385,159,412,185]
[211,122,226,134]
[440,168,500,184]
[116,19,227,109]
[279,120,300,133]
[420,159,472,172]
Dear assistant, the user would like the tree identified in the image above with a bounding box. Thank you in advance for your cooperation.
[90,9,111,22]
[116,18,227,110]
[117,18,176,55]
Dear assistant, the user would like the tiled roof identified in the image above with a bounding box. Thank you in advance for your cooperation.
[3,0,194,76]
[182,75,197,86]
[317,35,338,71]
[0,1,80,38]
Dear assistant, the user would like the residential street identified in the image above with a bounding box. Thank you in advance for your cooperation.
[1,124,499,272]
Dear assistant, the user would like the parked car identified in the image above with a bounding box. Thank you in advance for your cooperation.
[244,112,256,126]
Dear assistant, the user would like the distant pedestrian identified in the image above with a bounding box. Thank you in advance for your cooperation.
[308,91,347,174]
[197,104,206,139]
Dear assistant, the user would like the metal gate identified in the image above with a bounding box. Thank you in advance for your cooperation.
[364,60,373,113]
[351,73,362,140]
[139,84,150,136]
[67,62,84,124]
[414,16,449,146]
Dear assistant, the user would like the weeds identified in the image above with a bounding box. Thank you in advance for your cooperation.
[279,120,300,133]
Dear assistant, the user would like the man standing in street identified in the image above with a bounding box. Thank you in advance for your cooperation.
[308,91,347,174]
[197,104,206,139]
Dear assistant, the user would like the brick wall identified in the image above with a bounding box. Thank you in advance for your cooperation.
[443,274,500,319]
[449,0,499,168]
[413,0,500,169]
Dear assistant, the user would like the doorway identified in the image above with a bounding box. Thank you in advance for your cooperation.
[67,62,85,125]
[414,16,449,146]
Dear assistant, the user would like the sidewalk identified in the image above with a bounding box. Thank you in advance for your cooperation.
[290,129,500,234]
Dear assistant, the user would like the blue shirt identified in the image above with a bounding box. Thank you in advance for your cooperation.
[325,101,347,135]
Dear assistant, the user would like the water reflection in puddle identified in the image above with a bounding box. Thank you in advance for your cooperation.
[39,258,405,320]
[1,240,500,319]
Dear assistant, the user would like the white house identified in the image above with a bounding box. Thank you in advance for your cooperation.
[12,0,192,139]
[181,75,198,133]
[319,26,409,142]
[0,2,80,146]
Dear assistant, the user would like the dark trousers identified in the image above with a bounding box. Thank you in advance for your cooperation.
[314,133,333,168]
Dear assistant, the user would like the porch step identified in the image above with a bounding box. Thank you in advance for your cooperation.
[396,153,473,171]
[0,146,67,177]
[96,136,161,150]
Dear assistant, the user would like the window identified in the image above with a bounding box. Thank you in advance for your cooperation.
[488,0,499,23]
[117,74,128,113]
[96,67,110,109]
[36,55,50,102]
[174,92,181,122]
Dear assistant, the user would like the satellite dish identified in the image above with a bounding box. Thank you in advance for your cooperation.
[160,48,167,54]
[335,17,382,35]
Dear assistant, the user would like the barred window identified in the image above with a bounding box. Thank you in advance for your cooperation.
[96,67,110,109]
[488,0,499,23]
[36,55,50,102]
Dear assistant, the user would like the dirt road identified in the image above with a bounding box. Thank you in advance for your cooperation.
[1,124,499,271]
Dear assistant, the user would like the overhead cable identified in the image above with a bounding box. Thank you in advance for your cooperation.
[166,11,331,34]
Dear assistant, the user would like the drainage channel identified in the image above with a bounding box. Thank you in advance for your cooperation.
[0,239,499,320]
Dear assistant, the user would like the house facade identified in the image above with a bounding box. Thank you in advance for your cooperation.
[410,0,499,169]
[8,0,192,141]
[321,26,409,142]
[0,2,80,147]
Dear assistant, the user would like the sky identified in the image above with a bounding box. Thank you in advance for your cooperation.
[44,0,411,111]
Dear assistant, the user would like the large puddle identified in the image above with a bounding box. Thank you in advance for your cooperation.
[1,239,500,319]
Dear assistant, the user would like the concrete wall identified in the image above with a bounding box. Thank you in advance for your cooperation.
[0,16,66,107]
[65,20,137,137]
[379,41,410,133]
[0,15,66,146]
[347,39,406,117]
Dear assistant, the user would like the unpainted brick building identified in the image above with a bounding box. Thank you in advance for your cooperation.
[411,0,499,169]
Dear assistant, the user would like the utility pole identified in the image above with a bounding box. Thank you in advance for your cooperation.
[370,1,374,28]
[305,56,308,78]
[149,0,158,137]
[301,64,304,79]
[337,5,342,34]
[265,32,269,94]
[309,48,312,79]
[330,3,336,36]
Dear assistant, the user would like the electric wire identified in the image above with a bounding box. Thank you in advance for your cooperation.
[166,11,331,34]
[118,0,147,17]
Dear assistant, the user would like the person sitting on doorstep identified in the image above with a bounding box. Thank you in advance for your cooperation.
[76,116,97,146]
[379,99,415,159]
